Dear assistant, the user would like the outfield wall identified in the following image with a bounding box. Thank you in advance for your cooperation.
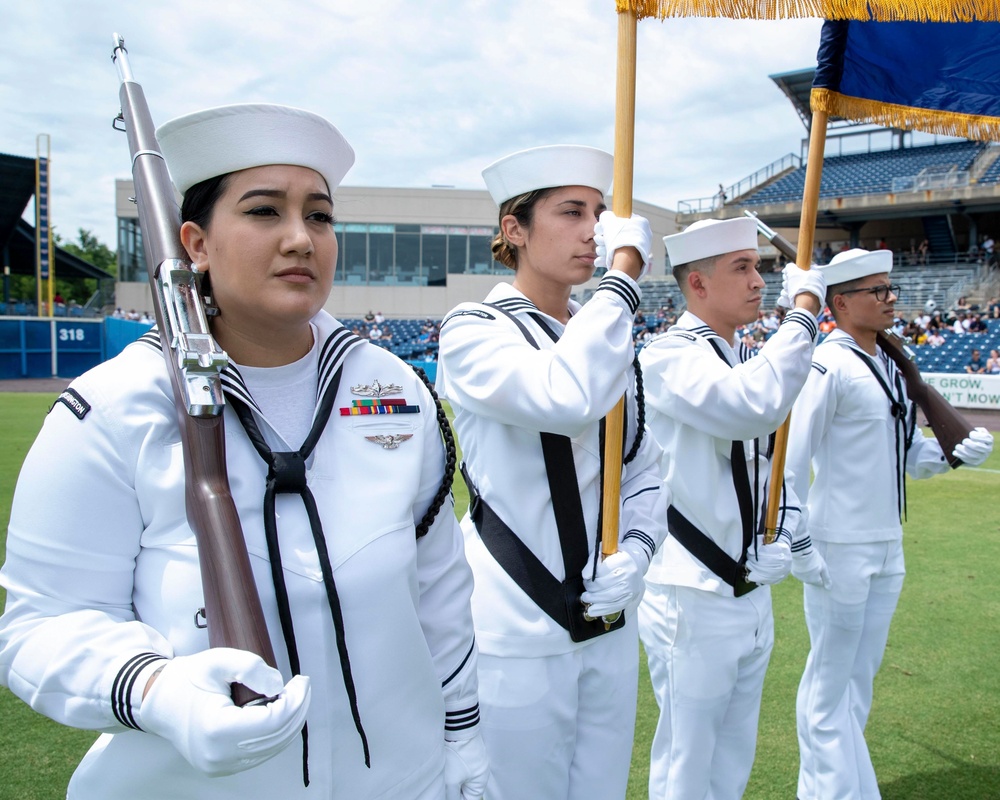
[923,373,1000,411]
[0,317,438,383]
[0,317,107,379]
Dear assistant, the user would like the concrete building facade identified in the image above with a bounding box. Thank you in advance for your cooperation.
[115,181,678,319]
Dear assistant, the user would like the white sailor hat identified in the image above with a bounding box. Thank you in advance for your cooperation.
[819,248,893,286]
[663,217,759,267]
[156,103,355,195]
[481,144,613,207]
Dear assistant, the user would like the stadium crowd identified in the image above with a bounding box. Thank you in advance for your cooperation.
[329,290,1000,372]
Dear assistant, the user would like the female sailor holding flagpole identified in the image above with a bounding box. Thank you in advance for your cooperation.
[436,144,667,800]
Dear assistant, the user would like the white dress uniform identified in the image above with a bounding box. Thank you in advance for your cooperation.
[436,274,667,800]
[637,306,818,800]
[786,328,950,800]
[0,310,480,799]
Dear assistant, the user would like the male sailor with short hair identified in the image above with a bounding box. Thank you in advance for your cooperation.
[637,217,828,799]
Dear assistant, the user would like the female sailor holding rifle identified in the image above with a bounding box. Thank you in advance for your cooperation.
[436,144,667,800]
[0,103,488,799]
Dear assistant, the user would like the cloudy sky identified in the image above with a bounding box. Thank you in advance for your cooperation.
[1,1,826,249]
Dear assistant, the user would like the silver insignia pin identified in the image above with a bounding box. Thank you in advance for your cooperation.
[365,434,414,450]
[351,379,403,398]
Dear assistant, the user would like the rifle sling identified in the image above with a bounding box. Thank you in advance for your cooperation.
[666,506,757,597]
[664,334,763,596]
[461,303,625,642]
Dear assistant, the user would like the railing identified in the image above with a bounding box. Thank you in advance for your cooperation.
[83,281,117,316]
[891,170,970,193]
[677,153,801,214]
[943,273,981,313]
[979,267,1000,300]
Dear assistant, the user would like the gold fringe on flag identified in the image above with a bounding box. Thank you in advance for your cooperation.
[616,0,1000,21]
[811,87,1000,142]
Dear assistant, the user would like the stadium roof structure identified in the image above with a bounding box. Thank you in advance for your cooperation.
[6,219,111,280]
[1,152,112,281]
[0,152,37,248]
[769,69,854,130]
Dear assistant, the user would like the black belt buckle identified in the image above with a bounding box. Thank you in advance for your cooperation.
[562,576,626,643]
[733,563,759,597]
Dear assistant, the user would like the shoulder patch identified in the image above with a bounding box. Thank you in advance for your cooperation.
[668,331,697,342]
[810,361,828,374]
[52,388,91,420]
[442,308,496,326]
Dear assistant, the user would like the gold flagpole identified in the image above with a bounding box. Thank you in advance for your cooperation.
[601,7,639,561]
[763,108,827,543]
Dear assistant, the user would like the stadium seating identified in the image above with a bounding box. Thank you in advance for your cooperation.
[978,155,1000,185]
[339,313,999,375]
[632,264,979,320]
[740,141,988,206]
[886,264,979,314]
[344,318,441,362]
[909,318,1000,372]
[636,281,685,314]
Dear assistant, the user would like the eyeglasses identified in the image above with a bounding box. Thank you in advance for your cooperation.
[837,284,901,303]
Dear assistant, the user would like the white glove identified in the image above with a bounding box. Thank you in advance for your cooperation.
[953,427,993,466]
[580,540,649,618]
[745,531,792,585]
[780,263,826,309]
[139,648,311,777]
[594,211,653,278]
[791,538,832,589]
[444,734,490,800]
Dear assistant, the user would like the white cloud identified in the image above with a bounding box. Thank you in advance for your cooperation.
[0,1,823,249]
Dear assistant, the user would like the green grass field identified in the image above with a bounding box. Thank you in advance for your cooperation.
[1,393,997,799]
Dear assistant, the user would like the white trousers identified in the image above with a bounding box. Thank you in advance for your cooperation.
[638,582,774,800]
[476,615,639,800]
[796,539,905,800]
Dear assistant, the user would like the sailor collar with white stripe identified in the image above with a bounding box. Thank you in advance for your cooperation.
[671,310,750,365]
[136,310,367,418]
[823,328,893,374]
[482,282,581,328]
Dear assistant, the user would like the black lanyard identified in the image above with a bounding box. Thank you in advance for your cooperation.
[461,302,639,641]
[846,344,915,519]
[229,364,368,783]
[704,336,767,555]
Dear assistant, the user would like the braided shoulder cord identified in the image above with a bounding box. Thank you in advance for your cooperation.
[623,355,645,466]
[412,365,457,539]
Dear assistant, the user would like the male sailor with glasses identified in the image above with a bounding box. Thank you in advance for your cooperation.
[785,248,994,800]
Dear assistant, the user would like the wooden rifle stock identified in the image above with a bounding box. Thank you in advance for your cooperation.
[112,36,276,705]
[875,331,970,468]
[748,211,973,469]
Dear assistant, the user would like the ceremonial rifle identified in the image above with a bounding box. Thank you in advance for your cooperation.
[749,211,974,468]
[111,34,277,704]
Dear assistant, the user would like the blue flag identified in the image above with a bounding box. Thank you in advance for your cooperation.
[812,19,1000,140]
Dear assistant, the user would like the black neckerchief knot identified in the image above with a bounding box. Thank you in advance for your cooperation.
[268,451,308,494]
[229,365,371,786]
